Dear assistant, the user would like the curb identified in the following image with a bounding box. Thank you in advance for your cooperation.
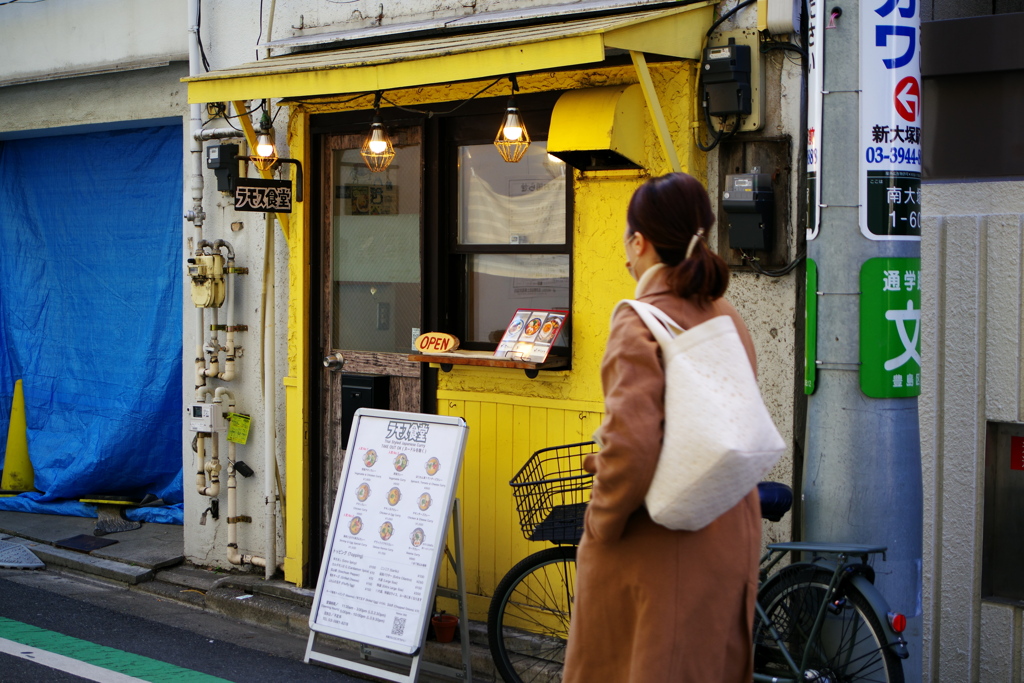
[6,537,153,584]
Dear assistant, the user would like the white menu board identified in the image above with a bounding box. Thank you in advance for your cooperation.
[309,409,468,655]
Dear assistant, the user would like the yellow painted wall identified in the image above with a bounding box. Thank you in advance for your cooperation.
[279,62,701,592]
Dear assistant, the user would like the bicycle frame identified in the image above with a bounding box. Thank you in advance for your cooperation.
[753,541,909,683]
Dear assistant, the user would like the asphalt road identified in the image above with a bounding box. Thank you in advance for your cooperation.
[0,568,359,682]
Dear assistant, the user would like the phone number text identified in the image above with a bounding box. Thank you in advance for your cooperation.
[865,146,921,165]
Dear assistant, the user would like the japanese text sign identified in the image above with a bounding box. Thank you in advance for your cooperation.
[860,0,921,240]
[234,178,293,213]
[860,258,921,397]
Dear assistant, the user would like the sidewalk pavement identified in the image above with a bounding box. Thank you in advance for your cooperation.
[0,510,498,681]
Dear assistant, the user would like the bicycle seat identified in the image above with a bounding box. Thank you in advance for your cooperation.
[758,481,793,522]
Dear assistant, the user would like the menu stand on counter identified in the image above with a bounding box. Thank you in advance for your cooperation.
[304,409,471,682]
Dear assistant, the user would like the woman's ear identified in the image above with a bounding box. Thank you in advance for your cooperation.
[632,231,653,258]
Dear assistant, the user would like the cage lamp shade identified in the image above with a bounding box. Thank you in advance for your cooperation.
[360,117,396,172]
[494,99,530,162]
[253,131,278,172]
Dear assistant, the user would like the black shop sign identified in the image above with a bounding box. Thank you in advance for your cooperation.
[234,178,292,213]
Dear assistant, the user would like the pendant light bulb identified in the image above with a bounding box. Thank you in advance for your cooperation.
[256,133,276,158]
[495,97,530,163]
[502,110,524,141]
[360,115,395,172]
[367,125,389,154]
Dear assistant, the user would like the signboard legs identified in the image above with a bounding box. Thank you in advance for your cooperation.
[304,498,472,682]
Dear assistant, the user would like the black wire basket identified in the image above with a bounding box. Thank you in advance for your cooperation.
[510,441,597,545]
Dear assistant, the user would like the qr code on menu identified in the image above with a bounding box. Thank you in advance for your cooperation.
[391,615,406,637]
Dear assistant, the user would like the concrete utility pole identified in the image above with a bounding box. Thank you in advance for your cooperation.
[803,1,923,680]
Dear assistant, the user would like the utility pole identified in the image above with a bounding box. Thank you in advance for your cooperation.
[803,1,923,680]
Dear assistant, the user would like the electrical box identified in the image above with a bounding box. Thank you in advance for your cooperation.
[188,254,226,308]
[723,173,775,251]
[206,143,239,193]
[703,38,752,117]
[189,403,226,433]
[705,29,766,133]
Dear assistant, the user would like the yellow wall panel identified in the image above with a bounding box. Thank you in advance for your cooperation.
[435,396,605,621]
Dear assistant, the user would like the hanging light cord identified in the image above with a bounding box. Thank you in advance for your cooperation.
[380,77,506,116]
[282,76,509,117]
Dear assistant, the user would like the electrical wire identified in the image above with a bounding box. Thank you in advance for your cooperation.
[256,0,264,61]
[380,77,505,117]
[705,0,758,38]
[196,0,211,72]
[741,249,806,277]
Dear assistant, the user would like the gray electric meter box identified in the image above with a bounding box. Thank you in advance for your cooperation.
[189,403,227,433]
[723,173,775,251]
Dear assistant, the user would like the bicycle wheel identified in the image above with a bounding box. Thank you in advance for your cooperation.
[754,565,904,683]
[488,546,576,683]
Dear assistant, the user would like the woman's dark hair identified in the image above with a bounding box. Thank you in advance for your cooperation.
[626,172,729,302]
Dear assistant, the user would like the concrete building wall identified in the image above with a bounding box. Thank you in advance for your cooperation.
[0,0,187,86]
[921,179,1024,682]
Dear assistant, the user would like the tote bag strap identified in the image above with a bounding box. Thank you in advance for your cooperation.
[613,300,683,348]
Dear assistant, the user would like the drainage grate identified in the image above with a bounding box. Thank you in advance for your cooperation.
[0,540,45,570]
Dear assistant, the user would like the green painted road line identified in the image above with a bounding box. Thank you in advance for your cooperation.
[0,617,230,682]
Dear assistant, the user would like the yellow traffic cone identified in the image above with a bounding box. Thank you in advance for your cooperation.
[1,379,34,494]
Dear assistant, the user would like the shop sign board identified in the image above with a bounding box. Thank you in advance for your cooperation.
[859,0,921,240]
[860,258,921,397]
[234,178,293,213]
[308,409,468,655]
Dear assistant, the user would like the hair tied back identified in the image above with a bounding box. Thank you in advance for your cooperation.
[685,228,706,259]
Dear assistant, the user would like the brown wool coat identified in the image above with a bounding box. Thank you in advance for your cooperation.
[563,265,762,683]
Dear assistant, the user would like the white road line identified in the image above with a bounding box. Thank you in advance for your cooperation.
[0,636,149,683]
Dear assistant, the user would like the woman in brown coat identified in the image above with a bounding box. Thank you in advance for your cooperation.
[562,173,761,682]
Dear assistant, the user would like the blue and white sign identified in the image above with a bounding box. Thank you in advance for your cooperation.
[859,0,922,241]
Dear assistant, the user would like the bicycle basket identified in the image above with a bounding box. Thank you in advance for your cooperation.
[510,441,597,544]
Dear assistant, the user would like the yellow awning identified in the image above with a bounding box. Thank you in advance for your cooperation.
[185,2,715,103]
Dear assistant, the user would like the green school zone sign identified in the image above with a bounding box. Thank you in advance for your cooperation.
[860,257,921,398]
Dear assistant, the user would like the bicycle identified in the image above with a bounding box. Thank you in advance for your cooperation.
[487,443,910,683]
[753,482,909,683]
[487,441,595,683]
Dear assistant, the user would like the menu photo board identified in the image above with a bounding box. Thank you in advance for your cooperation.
[493,309,569,364]
[309,409,468,655]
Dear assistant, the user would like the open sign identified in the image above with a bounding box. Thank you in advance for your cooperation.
[414,332,459,354]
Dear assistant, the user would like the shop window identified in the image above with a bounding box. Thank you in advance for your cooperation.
[982,422,1024,603]
[454,143,570,349]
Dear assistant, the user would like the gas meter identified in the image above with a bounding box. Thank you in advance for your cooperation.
[188,254,226,308]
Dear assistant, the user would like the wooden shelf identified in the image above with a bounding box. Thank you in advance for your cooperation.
[408,351,569,378]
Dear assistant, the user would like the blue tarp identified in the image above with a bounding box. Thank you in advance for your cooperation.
[0,127,184,524]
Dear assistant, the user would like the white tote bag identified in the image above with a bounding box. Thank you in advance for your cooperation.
[615,300,786,531]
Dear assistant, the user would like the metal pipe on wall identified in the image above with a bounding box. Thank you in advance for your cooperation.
[262,214,277,580]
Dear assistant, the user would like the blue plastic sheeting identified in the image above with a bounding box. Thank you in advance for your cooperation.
[0,492,183,525]
[0,127,184,522]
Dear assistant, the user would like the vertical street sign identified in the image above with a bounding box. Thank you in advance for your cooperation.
[860,257,921,397]
[859,0,922,240]
[806,0,824,241]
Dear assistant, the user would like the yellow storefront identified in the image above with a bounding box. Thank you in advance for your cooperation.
[185,2,717,616]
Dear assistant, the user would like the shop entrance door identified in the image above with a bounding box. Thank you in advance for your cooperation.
[318,128,424,543]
